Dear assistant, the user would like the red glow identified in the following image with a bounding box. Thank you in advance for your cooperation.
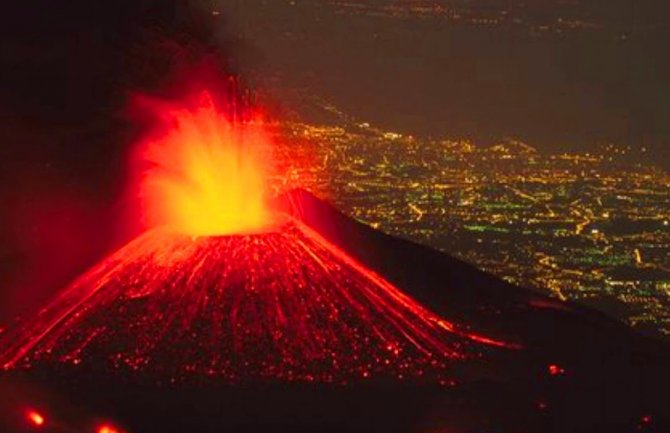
[26,409,45,427]
[0,218,517,382]
[97,424,123,433]
[548,364,565,376]
[0,75,518,382]
[133,89,274,236]
[6,191,105,322]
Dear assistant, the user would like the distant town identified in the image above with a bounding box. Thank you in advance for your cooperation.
[271,100,670,340]
[320,0,634,38]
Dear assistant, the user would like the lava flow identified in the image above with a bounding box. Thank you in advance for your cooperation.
[0,85,515,383]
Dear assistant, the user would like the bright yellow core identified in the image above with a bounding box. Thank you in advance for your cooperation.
[139,91,274,236]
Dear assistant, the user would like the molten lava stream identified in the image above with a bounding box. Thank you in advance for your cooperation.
[0,219,514,383]
[0,87,516,383]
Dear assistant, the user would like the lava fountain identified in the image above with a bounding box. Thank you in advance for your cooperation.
[0,84,516,383]
[134,89,274,236]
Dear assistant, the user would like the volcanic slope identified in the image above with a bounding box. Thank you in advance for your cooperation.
[279,189,670,431]
[0,218,514,383]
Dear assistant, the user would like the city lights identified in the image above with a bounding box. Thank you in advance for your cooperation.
[275,115,670,339]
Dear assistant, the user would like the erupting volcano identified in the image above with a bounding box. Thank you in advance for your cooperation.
[134,88,273,236]
[0,85,514,383]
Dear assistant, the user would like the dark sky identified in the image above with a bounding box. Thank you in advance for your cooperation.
[224,0,670,165]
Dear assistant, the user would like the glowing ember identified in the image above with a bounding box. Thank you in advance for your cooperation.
[97,424,123,433]
[0,219,514,383]
[134,90,274,236]
[26,409,45,427]
[548,364,565,376]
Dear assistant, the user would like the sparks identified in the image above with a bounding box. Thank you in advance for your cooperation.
[0,81,517,383]
[0,219,515,382]
[134,89,274,236]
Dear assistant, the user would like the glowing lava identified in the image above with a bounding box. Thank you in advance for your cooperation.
[134,90,273,236]
[0,219,515,382]
[0,84,517,383]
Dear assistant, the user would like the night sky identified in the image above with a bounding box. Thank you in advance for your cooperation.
[224,0,670,162]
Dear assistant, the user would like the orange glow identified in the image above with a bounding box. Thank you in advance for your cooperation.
[97,424,122,433]
[0,218,518,380]
[0,73,519,383]
[135,90,274,236]
[26,409,45,427]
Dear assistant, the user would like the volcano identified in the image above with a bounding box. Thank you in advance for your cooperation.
[1,83,668,432]
[0,87,521,383]
[1,191,669,433]
[0,216,515,383]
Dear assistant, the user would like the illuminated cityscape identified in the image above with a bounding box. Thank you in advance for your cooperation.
[271,100,670,339]
[325,0,613,35]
